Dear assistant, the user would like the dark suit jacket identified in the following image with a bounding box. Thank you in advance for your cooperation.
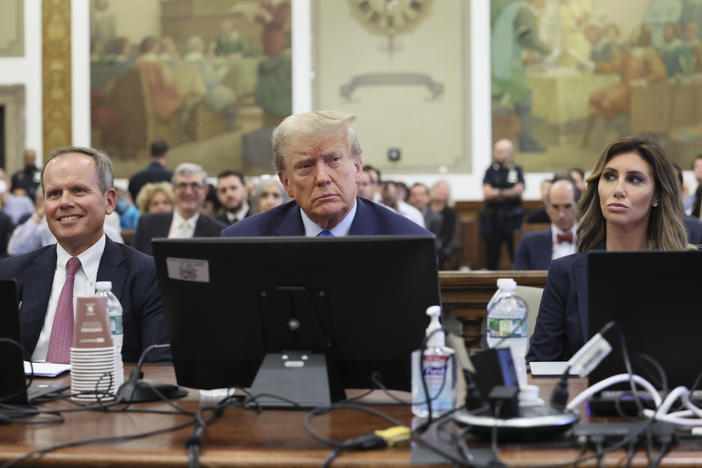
[526,206,550,224]
[513,229,552,270]
[684,215,702,245]
[221,198,431,237]
[526,252,589,362]
[0,237,170,362]
[215,208,252,228]
[133,212,227,256]
[127,162,173,201]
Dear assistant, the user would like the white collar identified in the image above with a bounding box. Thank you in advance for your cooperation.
[300,199,357,237]
[173,210,199,229]
[55,234,106,282]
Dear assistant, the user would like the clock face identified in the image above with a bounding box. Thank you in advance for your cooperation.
[348,0,433,36]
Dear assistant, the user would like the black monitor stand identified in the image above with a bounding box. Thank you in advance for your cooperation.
[250,285,344,408]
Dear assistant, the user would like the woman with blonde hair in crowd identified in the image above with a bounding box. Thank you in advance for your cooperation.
[528,136,688,362]
[135,181,175,214]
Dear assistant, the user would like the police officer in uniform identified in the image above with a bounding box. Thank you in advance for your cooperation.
[481,139,525,270]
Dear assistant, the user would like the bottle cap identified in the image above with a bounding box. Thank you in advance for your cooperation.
[95,281,112,291]
[496,278,516,292]
[425,305,444,348]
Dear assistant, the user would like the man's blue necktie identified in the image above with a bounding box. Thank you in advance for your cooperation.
[317,230,334,237]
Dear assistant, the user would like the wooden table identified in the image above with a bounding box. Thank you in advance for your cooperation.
[1,366,701,467]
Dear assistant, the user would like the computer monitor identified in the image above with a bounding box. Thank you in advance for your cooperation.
[152,235,440,407]
[588,251,702,389]
[0,279,28,404]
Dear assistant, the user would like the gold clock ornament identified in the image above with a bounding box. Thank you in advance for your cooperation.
[348,0,433,37]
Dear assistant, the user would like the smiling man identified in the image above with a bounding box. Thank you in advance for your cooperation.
[222,111,429,237]
[0,147,170,363]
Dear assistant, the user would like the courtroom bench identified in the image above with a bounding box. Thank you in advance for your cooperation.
[439,270,548,349]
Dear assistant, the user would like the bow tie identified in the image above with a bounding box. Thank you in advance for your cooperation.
[557,232,573,244]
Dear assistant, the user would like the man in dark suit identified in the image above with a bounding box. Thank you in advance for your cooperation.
[127,139,173,201]
[223,111,430,237]
[513,178,580,270]
[215,170,251,226]
[0,146,169,363]
[134,162,226,256]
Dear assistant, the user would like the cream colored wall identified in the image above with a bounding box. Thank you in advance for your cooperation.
[313,0,471,174]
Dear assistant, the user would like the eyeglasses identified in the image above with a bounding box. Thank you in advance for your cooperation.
[174,182,205,191]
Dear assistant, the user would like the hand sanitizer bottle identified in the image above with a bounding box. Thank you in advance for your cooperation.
[411,306,457,417]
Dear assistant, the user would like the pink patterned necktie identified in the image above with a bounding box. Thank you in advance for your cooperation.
[45,257,81,364]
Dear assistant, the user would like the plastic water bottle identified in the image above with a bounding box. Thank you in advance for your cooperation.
[95,281,124,389]
[486,278,528,387]
[412,306,457,417]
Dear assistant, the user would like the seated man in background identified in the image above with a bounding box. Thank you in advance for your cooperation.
[408,182,442,235]
[0,146,169,363]
[215,170,251,226]
[525,178,552,224]
[133,163,226,256]
[380,180,425,227]
[513,177,580,270]
[673,163,702,245]
[222,111,430,237]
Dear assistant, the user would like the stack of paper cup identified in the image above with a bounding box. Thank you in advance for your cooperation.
[70,346,118,401]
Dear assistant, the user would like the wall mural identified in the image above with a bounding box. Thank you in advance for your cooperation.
[90,0,291,178]
[491,0,702,174]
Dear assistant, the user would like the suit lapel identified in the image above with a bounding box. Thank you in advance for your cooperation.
[574,254,589,343]
[273,204,305,236]
[540,231,552,269]
[21,247,58,353]
[97,238,127,299]
[349,198,376,235]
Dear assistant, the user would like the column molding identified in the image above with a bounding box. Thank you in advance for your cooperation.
[42,0,71,152]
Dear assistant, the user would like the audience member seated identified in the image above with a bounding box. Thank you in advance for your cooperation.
[526,178,552,224]
[222,111,431,238]
[8,187,123,256]
[380,180,425,227]
[10,149,41,202]
[0,146,169,363]
[114,187,140,230]
[430,180,460,269]
[673,163,702,244]
[361,164,381,202]
[528,137,689,362]
[408,182,442,235]
[128,139,173,202]
[252,178,288,214]
[4,191,35,224]
[215,170,251,226]
[133,163,226,256]
[569,167,587,193]
[685,155,702,214]
[201,183,221,218]
[513,178,580,270]
[135,181,174,214]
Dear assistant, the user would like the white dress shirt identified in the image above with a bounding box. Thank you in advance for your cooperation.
[225,202,250,223]
[300,200,357,237]
[32,235,107,362]
[551,223,578,261]
[168,211,200,239]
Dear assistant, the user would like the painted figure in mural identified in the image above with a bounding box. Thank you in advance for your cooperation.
[661,22,694,76]
[133,36,185,123]
[586,26,666,126]
[491,0,552,153]
[643,0,682,50]
[558,0,592,65]
[584,23,619,63]
[215,19,251,57]
[183,36,238,129]
[684,21,702,72]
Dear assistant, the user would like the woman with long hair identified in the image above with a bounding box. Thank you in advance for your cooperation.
[527,136,688,361]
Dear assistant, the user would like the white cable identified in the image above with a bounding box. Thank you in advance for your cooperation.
[643,408,702,426]
[654,386,688,418]
[566,373,662,411]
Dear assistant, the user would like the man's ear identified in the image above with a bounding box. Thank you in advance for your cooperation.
[353,157,362,183]
[278,171,294,199]
[104,188,117,215]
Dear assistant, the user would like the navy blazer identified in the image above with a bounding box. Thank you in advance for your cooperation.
[221,198,431,237]
[133,212,227,256]
[526,252,589,362]
[684,215,702,245]
[0,237,170,362]
[513,229,552,270]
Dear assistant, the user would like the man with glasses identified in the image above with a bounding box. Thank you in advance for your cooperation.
[133,163,225,256]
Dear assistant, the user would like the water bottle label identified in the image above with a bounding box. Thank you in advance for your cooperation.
[488,318,526,338]
[110,315,123,335]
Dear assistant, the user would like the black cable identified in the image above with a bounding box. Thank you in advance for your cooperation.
[490,401,502,463]
[623,439,636,468]
[321,447,342,468]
